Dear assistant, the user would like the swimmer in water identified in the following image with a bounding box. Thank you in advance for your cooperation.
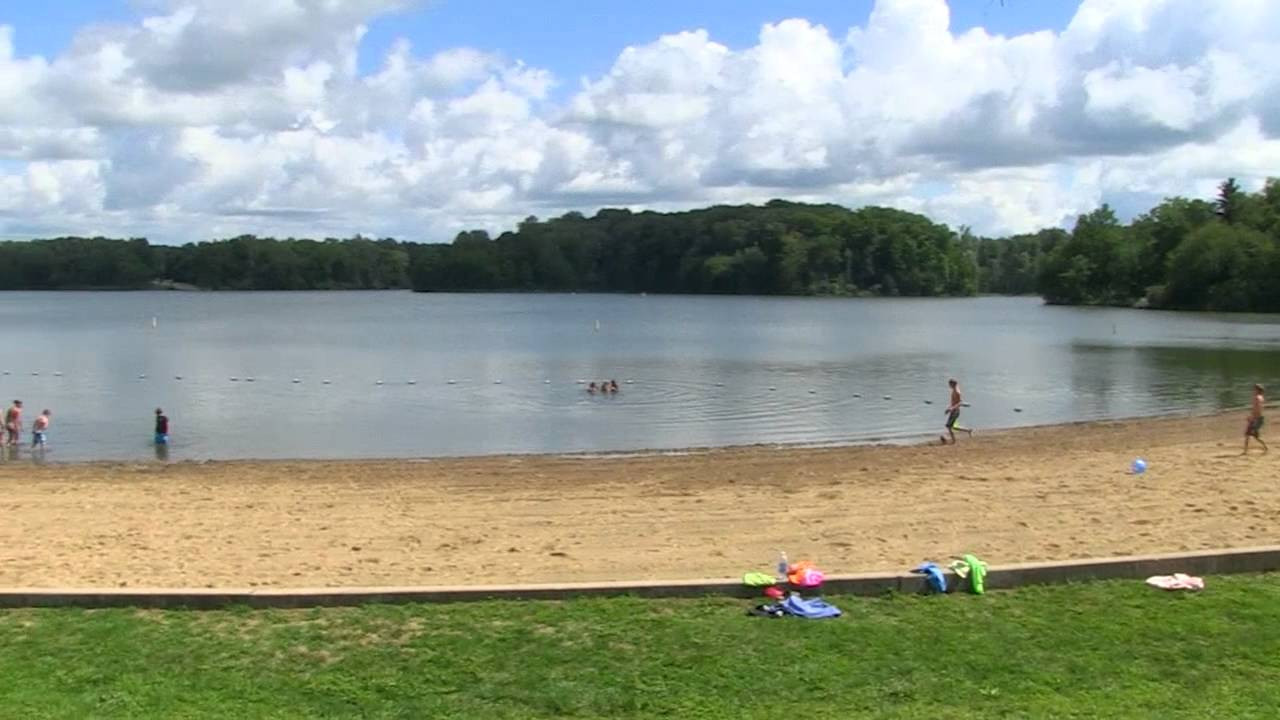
[4,400,22,447]
[31,409,50,450]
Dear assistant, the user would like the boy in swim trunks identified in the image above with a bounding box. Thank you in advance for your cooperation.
[31,409,50,450]
[4,400,21,446]
[1244,384,1267,455]
[942,379,973,445]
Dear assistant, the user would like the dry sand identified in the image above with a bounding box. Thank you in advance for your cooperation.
[0,411,1275,589]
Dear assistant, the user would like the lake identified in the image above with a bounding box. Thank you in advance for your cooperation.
[2,291,1279,462]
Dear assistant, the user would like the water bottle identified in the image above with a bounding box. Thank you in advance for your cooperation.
[777,551,789,583]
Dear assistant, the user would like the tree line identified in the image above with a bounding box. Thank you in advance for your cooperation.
[2,178,1278,312]
[0,236,410,290]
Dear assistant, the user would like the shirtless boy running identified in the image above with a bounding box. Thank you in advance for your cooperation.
[942,379,973,445]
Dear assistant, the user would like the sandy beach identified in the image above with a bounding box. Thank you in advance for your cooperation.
[0,411,1275,589]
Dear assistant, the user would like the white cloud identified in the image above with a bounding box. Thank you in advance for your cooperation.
[0,0,1278,242]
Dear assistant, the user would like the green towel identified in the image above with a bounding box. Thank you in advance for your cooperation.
[963,554,987,595]
[743,572,778,587]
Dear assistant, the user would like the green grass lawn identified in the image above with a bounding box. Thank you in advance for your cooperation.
[2,576,1279,719]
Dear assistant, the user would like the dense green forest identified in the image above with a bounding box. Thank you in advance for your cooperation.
[0,236,410,290]
[2,177,1279,312]
[409,202,977,296]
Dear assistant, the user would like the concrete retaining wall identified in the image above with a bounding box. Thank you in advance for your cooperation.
[2,545,1276,610]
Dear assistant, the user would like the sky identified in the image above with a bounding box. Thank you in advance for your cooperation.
[0,0,1277,243]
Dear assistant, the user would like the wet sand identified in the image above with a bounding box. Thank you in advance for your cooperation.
[0,411,1275,588]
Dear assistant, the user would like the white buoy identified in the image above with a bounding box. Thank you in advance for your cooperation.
[292,378,301,384]
[31,371,39,376]
[246,377,255,383]
[230,377,239,382]
[138,374,147,379]
[576,379,584,384]
[407,380,417,385]
[375,380,384,385]
[152,316,158,329]
[175,375,182,380]
[594,319,601,332]
[808,389,816,394]
[714,382,725,387]
[883,395,892,400]
[447,379,457,385]
[625,379,635,384]
[322,379,332,385]
[494,379,503,385]
[544,379,551,384]
[54,371,63,377]
[853,393,861,398]
[768,386,777,391]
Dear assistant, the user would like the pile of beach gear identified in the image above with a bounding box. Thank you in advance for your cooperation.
[911,553,988,595]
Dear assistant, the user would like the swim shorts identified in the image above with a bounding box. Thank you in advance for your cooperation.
[946,409,961,428]
[1247,417,1265,436]
[155,433,169,445]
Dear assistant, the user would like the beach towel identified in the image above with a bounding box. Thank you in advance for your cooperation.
[949,554,988,595]
[742,572,778,587]
[1145,574,1204,591]
[781,595,842,619]
[912,562,948,593]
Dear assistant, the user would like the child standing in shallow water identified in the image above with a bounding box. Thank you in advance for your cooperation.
[31,409,50,450]
[154,408,170,445]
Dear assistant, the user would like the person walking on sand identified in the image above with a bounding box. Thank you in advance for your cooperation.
[154,408,170,445]
[1244,384,1267,455]
[941,379,973,445]
[4,400,22,446]
[31,409,50,451]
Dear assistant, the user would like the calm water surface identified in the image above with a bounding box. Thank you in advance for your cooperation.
[2,292,1279,461]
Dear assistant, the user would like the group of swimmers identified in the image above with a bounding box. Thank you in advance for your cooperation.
[587,380,620,395]
[4,400,51,451]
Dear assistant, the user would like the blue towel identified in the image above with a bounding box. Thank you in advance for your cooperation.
[912,562,948,594]
[781,595,842,619]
